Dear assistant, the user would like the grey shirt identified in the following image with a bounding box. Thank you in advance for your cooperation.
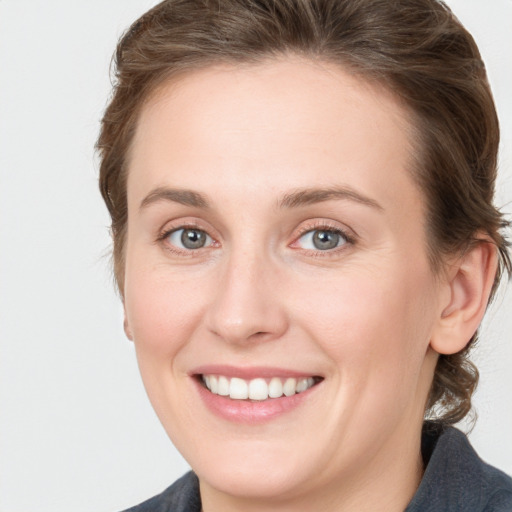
[123,423,512,511]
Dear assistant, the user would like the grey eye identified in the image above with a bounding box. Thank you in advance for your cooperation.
[168,228,212,250]
[297,229,346,251]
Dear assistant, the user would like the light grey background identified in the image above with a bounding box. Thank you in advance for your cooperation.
[0,1,510,511]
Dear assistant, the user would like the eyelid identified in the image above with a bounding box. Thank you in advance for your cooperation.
[156,219,220,254]
[168,228,214,249]
[290,220,356,252]
[157,217,214,239]
[155,218,356,256]
[293,220,356,242]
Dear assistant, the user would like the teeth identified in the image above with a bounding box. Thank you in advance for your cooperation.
[268,377,283,398]
[201,374,317,400]
[249,378,268,400]
[218,376,229,396]
[283,377,297,396]
[229,377,248,399]
[296,377,309,393]
[209,375,218,394]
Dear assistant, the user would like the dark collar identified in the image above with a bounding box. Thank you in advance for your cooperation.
[405,422,512,511]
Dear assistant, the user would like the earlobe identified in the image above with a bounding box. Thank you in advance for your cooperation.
[430,240,498,355]
[123,306,134,341]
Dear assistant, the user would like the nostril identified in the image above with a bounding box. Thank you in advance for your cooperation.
[247,331,272,342]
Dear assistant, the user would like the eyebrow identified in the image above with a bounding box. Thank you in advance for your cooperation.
[140,187,210,210]
[279,186,383,211]
[139,185,383,212]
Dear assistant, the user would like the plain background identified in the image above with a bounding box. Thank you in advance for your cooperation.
[0,1,511,511]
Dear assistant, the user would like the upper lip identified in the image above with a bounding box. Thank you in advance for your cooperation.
[190,364,322,380]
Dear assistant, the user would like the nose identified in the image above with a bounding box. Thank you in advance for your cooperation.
[204,249,289,345]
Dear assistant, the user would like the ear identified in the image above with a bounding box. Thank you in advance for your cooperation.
[123,303,134,341]
[430,240,498,355]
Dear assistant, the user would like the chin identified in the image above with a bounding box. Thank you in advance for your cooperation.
[174,431,321,499]
[197,458,314,500]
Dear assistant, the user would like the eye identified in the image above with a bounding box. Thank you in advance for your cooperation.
[167,228,213,250]
[296,229,348,251]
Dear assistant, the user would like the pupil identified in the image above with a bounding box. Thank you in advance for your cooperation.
[181,229,206,249]
[313,230,339,250]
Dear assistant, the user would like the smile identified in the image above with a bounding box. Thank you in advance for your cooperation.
[201,375,320,401]
[193,368,324,423]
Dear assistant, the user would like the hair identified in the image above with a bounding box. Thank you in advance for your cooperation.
[97,0,511,424]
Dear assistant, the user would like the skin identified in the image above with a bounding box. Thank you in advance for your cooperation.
[122,57,496,512]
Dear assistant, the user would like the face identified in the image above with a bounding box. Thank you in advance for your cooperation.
[124,58,443,504]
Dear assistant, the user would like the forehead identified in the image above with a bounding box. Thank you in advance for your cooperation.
[128,57,422,218]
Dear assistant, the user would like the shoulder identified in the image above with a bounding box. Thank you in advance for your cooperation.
[120,471,201,512]
[407,423,512,512]
[483,489,512,512]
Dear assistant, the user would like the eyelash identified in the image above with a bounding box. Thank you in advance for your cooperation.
[157,221,356,257]
[291,222,355,256]
[157,222,216,256]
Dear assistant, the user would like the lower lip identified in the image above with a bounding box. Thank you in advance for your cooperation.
[193,378,319,424]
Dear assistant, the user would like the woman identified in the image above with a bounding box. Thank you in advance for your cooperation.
[97,0,512,510]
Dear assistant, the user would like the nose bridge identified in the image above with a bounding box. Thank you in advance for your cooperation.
[206,243,287,344]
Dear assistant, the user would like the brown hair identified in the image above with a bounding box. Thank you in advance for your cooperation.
[97,0,511,424]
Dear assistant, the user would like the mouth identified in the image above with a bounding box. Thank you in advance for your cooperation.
[191,366,325,423]
[198,374,323,401]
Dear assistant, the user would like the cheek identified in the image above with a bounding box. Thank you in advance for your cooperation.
[124,262,207,360]
[295,264,437,392]
[123,263,210,423]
